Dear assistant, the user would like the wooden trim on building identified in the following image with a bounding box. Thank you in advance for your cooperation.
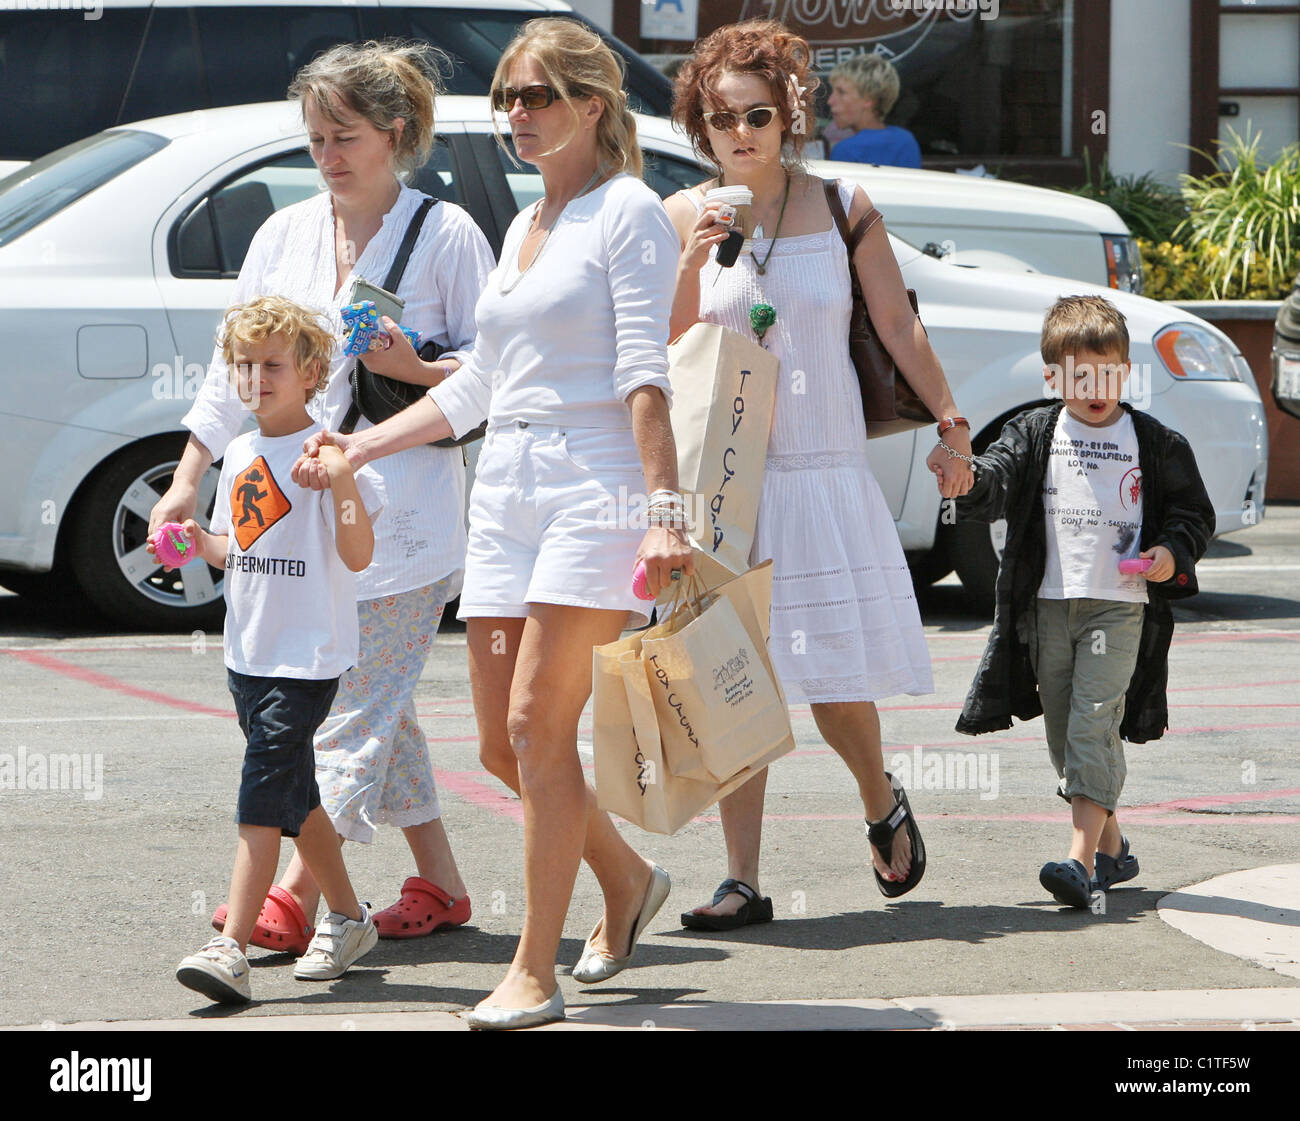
[1190,0,1222,174]
[1070,0,1111,173]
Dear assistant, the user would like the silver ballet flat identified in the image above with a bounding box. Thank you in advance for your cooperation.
[571,864,671,984]
[465,988,565,1031]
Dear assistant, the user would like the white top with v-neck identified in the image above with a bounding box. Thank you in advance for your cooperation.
[428,173,678,438]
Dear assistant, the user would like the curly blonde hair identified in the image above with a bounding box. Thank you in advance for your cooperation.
[289,39,445,178]
[220,296,335,400]
[490,18,642,178]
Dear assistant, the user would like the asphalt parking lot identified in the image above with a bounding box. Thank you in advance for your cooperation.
[1,506,1297,1027]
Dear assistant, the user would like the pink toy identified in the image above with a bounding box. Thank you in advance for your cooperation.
[632,559,654,600]
[1118,557,1153,574]
[153,521,196,568]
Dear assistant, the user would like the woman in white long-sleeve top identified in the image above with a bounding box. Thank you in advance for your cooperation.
[150,42,493,952]
[294,18,693,1029]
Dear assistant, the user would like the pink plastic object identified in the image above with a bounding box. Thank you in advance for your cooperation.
[1118,557,1153,574]
[632,559,654,601]
[153,521,196,568]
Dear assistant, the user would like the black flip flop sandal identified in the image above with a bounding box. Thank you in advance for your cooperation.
[1039,858,1093,908]
[680,878,773,932]
[866,773,927,899]
[1093,837,1139,891]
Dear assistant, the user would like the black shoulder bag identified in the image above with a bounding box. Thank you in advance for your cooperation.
[340,197,486,448]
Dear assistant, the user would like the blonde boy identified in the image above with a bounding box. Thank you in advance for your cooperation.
[173,296,385,1002]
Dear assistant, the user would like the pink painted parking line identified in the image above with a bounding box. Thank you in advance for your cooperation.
[433,769,523,823]
[0,648,232,718]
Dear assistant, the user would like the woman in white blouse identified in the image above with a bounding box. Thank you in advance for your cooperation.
[295,19,692,1030]
[150,43,493,950]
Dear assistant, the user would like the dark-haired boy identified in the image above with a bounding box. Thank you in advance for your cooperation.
[953,295,1215,907]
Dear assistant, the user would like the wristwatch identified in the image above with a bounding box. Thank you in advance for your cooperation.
[937,416,970,437]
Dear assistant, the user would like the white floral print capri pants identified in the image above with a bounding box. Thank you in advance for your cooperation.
[313,578,452,843]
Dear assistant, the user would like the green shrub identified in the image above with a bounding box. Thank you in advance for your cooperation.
[1176,126,1300,299]
[1071,152,1187,243]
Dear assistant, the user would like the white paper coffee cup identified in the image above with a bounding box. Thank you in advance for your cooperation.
[703,185,753,228]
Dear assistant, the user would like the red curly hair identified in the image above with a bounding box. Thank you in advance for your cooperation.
[672,20,818,168]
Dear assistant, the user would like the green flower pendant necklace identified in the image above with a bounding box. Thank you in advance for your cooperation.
[744,171,790,347]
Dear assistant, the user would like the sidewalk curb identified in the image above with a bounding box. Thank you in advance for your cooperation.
[9,988,1299,1032]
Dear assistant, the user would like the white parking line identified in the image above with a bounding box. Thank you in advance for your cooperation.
[1197,564,1300,573]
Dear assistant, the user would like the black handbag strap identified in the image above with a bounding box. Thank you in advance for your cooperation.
[340,196,438,435]
[382,196,437,291]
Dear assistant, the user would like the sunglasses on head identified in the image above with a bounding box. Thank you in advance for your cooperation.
[701,105,780,132]
[492,84,563,112]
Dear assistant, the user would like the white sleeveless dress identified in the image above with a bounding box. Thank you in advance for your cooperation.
[683,179,933,704]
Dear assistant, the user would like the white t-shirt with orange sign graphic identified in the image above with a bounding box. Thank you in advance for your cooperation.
[210,423,385,679]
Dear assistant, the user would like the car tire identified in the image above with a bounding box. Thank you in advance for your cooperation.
[951,515,1005,612]
[67,436,226,631]
[0,567,66,600]
[905,523,955,588]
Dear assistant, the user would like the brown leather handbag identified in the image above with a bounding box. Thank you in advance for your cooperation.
[824,180,936,439]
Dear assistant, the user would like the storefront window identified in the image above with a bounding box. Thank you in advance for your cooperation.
[636,0,1074,163]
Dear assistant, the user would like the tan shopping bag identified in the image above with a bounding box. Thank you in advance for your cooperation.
[642,567,790,782]
[592,559,795,834]
[667,322,779,577]
[594,632,793,835]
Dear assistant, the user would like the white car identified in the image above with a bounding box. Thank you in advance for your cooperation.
[0,101,1266,625]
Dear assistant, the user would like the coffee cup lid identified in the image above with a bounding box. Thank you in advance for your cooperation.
[703,185,753,205]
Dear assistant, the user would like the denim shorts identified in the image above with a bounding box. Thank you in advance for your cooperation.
[228,669,339,837]
[459,421,650,624]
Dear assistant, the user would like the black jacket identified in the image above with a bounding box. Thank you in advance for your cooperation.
[954,402,1216,743]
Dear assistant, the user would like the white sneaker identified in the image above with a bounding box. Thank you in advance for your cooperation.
[176,936,251,1004]
[293,905,377,981]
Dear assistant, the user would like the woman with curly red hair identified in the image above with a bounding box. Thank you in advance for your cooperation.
[666,21,974,929]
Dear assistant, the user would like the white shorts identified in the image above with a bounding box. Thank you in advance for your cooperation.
[458,421,651,624]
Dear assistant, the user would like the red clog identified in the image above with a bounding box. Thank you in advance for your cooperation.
[211,885,314,955]
[372,876,471,939]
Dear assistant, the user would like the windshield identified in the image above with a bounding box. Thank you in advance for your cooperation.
[0,130,168,248]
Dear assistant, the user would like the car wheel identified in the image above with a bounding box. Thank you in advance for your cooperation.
[952,514,1006,611]
[67,437,225,631]
[0,568,65,600]
[906,520,956,588]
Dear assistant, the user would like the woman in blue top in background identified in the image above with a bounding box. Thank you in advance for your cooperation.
[827,54,922,168]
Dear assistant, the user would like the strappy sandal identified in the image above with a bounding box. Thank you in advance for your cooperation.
[866,772,927,898]
[211,885,314,955]
[372,876,471,939]
[1039,858,1093,908]
[680,878,774,931]
[1093,837,1139,891]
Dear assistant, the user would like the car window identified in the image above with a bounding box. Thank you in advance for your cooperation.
[120,7,205,124]
[0,130,168,248]
[390,8,672,116]
[0,9,149,161]
[194,6,363,108]
[493,142,703,214]
[173,139,460,278]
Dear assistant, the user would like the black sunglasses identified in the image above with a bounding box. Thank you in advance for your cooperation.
[492,84,563,112]
[701,105,780,132]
